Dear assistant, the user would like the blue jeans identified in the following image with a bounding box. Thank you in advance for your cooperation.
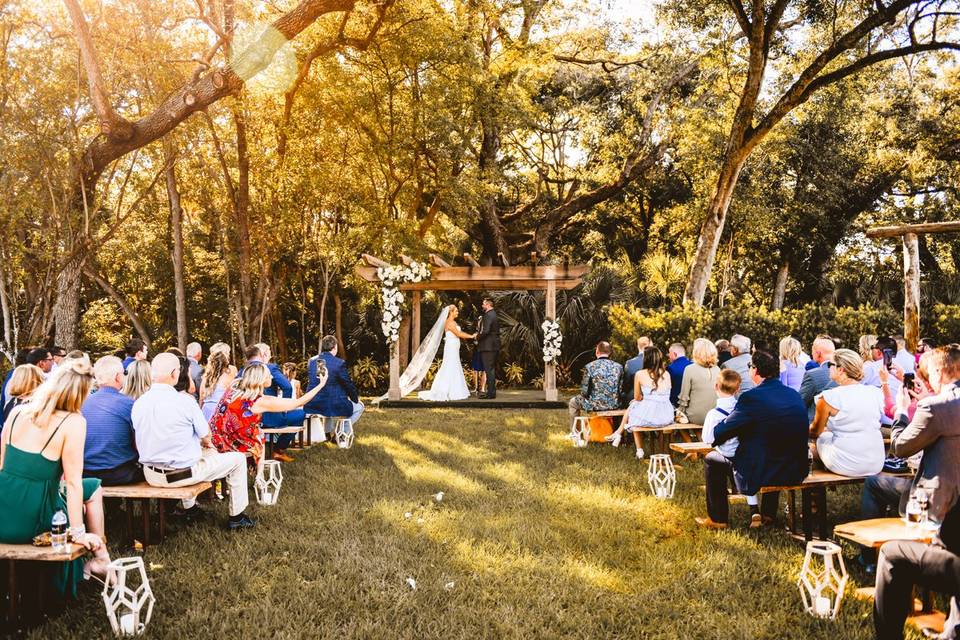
[266,409,306,450]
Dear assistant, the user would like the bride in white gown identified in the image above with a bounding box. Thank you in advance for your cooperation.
[417,305,476,401]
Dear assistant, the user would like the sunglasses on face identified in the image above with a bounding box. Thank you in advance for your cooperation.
[826,362,837,368]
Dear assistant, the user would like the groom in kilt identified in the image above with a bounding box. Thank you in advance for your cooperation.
[478,297,500,399]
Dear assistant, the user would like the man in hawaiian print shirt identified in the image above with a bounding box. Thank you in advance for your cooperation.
[568,341,624,428]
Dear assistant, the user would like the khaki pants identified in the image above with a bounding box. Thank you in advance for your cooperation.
[143,449,248,516]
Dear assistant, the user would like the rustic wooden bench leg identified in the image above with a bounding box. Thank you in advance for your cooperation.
[802,489,814,542]
[141,498,151,547]
[158,500,167,542]
[788,490,797,532]
[7,559,16,626]
[816,488,829,540]
[265,437,274,459]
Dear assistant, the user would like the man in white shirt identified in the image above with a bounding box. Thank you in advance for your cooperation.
[132,352,254,530]
[892,336,917,375]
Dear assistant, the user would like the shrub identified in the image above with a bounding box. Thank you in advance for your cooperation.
[503,362,525,387]
[351,357,384,393]
[608,304,903,361]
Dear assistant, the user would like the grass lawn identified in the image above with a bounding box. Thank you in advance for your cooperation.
[31,407,904,639]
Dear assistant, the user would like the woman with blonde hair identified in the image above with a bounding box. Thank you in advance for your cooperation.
[209,363,329,468]
[677,338,721,425]
[201,350,237,421]
[122,359,152,400]
[809,348,885,476]
[858,334,877,362]
[3,364,45,422]
[0,360,111,595]
[779,337,804,391]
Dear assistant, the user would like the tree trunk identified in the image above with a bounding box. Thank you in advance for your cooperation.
[54,256,84,349]
[772,261,789,310]
[334,292,345,360]
[903,233,921,352]
[273,307,289,362]
[683,152,749,306]
[0,264,13,358]
[164,140,189,351]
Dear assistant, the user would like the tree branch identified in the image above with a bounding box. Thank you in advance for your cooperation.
[726,0,752,36]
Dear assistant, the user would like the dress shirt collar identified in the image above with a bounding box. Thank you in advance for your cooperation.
[716,395,737,411]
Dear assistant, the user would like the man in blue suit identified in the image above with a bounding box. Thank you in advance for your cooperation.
[244,343,302,462]
[620,337,650,407]
[696,348,809,530]
[304,336,363,439]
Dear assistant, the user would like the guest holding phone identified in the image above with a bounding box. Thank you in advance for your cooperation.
[304,336,364,439]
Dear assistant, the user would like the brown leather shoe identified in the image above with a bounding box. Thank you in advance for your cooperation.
[272,452,295,463]
[695,517,728,530]
[749,514,775,529]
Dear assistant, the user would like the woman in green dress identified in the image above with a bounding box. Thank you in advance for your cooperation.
[0,358,112,596]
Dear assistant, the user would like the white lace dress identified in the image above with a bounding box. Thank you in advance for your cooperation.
[417,329,470,401]
[625,382,674,430]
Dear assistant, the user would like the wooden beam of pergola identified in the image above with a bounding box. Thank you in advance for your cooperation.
[864,220,960,352]
[866,221,960,239]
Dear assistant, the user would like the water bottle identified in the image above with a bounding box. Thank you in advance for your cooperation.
[905,493,922,526]
[51,510,68,552]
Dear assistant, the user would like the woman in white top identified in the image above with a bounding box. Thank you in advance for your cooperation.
[809,349,885,477]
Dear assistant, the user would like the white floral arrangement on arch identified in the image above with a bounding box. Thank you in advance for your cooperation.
[377,261,431,343]
[542,319,562,363]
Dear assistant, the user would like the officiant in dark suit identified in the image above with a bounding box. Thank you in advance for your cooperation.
[478,297,500,399]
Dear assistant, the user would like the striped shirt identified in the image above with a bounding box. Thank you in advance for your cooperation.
[81,386,137,472]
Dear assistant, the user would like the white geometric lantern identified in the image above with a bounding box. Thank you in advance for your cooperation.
[254,460,284,506]
[798,540,848,619]
[569,417,590,448]
[101,557,155,636]
[646,454,676,499]
[306,414,327,443]
[335,418,354,449]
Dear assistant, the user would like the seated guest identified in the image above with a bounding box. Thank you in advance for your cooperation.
[715,339,732,365]
[874,345,960,640]
[26,347,54,377]
[122,360,152,400]
[605,346,672,459]
[210,363,327,468]
[81,356,143,485]
[1,348,31,409]
[620,337,650,407]
[779,337,805,391]
[201,351,236,421]
[2,364,44,423]
[186,343,203,400]
[697,349,808,530]
[666,343,692,407]
[700,369,762,527]
[809,349,885,477]
[122,338,148,373]
[568,341,623,428]
[858,333,877,362]
[172,355,195,396]
[799,336,837,420]
[863,336,901,426]
[49,346,66,372]
[678,338,721,425]
[0,360,112,594]
[282,362,301,398]
[915,337,934,365]
[305,336,364,438]
[245,343,301,463]
[133,353,254,530]
[721,334,754,394]
[892,335,916,375]
[805,334,834,371]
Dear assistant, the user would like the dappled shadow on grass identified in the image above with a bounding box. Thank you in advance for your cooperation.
[31,407,881,640]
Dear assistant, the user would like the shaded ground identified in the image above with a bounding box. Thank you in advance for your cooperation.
[31,407,903,639]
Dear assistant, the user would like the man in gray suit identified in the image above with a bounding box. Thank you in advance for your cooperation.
[875,345,960,640]
[799,336,836,420]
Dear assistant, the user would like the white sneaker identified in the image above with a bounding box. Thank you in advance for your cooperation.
[605,433,622,447]
[636,448,645,460]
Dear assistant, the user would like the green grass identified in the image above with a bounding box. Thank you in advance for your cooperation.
[30,407,911,639]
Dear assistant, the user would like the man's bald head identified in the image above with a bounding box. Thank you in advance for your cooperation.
[151,352,182,385]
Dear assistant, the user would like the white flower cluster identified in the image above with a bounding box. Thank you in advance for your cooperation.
[377,261,431,343]
[542,319,562,363]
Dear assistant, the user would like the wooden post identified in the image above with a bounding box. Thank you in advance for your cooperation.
[903,232,921,352]
[389,341,401,401]
[544,280,558,401]
[411,291,421,391]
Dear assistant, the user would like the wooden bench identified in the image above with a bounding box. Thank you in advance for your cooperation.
[669,441,713,460]
[837,518,943,635]
[262,427,306,457]
[582,410,702,453]
[102,481,212,547]
[0,543,85,630]
[760,470,911,543]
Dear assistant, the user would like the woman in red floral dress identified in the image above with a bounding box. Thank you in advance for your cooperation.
[209,363,328,469]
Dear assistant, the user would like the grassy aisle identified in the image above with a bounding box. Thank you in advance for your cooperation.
[33,407,889,639]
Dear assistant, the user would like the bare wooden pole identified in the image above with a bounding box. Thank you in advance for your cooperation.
[544,280,558,402]
[903,233,921,352]
[389,341,401,401]
[866,221,960,239]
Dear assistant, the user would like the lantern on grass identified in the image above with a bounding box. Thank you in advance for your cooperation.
[254,460,284,506]
[335,418,354,449]
[798,540,848,619]
[646,454,676,499]
[101,557,155,636]
[570,417,590,448]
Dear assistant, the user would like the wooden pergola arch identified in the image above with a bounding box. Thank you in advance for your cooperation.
[356,253,590,401]
[866,221,960,351]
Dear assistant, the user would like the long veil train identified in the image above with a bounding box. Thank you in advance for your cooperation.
[375,306,450,403]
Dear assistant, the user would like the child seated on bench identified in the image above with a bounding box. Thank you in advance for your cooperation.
[701,370,759,516]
